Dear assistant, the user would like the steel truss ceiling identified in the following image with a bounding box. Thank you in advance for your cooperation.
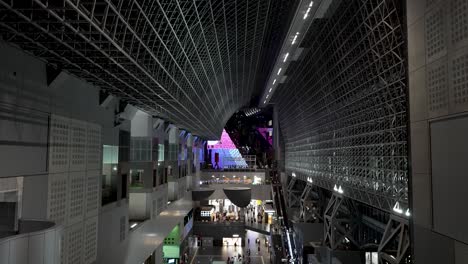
[0,0,296,139]
[274,0,408,213]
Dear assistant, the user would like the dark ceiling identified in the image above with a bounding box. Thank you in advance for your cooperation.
[0,0,299,139]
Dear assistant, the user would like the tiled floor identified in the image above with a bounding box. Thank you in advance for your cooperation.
[191,230,271,264]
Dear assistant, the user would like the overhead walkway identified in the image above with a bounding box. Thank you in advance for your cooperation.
[244,222,271,236]
[100,195,194,264]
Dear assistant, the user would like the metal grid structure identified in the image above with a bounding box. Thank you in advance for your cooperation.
[273,0,408,213]
[0,0,297,139]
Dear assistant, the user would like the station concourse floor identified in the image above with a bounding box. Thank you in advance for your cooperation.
[190,230,272,264]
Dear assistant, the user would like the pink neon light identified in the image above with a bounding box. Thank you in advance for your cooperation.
[207,129,237,149]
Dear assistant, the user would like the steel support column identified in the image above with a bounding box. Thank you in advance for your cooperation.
[299,182,322,222]
[323,193,361,250]
[286,176,300,208]
[378,215,410,264]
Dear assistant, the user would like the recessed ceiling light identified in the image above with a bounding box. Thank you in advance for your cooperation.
[304,8,311,19]
[292,32,299,45]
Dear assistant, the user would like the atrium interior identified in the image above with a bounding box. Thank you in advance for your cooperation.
[0,0,467,263]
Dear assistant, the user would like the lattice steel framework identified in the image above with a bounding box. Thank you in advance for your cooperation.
[273,0,408,212]
[0,0,297,139]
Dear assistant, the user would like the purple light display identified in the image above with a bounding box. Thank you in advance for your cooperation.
[207,129,246,168]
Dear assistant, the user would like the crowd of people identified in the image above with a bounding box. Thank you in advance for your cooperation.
[245,204,265,224]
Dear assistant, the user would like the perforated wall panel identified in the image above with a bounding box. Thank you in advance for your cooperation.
[84,216,98,264]
[69,119,87,172]
[450,48,468,109]
[60,230,67,264]
[47,173,69,225]
[426,6,447,61]
[427,58,448,116]
[86,123,101,170]
[45,115,101,264]
[67,172,85,225]
[67,223,84,264]
[48,115,70,173]
[450,0,468,46]
[85,170,100,218]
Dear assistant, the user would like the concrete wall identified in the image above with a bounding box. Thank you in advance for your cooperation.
[128,184,169,220]
[21,175,48,220]
[407,0,468,263]
[0,40,200,264]
[0,221,63,264]
[0,41,133,264]
[128,193,148,221]
[97,202,129,264]
[130,111,152,138]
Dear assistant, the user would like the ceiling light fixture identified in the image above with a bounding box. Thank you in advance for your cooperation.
[292,32,299,45]
[393,202,403,214]
[304,8,311,19]
[405,209,411,217]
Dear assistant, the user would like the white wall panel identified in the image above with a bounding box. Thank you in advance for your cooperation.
[28,234,44,264]
[69,119,87,172]
[44,229,60,264]
[67,172,85,225]
[84,216,98,264]
[47,173,69,225]
[0,240,9,263]
[129,193,148,220]
[9,236,28,264]
[60,230,67,264]
[48,115,71,173]
[67,223,84,264]
[86,123,101,171]
[85,170,100,218]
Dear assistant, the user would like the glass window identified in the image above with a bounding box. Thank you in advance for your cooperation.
[130,137,152,162]
[158,144,165,161]
[130,169,144,188]
[102,145,119,205]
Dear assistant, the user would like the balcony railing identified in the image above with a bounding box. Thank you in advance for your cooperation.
[0,219,63,264]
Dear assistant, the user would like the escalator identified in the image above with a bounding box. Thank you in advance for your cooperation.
[270,170,297,263]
